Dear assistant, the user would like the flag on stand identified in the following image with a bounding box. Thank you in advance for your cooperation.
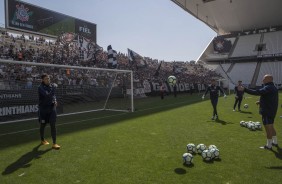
[154,61,163,77]
[107,45,117,68]
[128,48,147,68]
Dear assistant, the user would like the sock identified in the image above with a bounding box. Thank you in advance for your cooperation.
[272,136,277,144]
[267,139,272,148]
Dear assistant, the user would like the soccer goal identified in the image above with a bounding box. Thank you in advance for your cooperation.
[0,59,134,124]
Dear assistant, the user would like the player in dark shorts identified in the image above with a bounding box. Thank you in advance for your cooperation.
[233,80,244,111]
[202,79,227,120]
[238,75,278,150]
[38,74,60,149]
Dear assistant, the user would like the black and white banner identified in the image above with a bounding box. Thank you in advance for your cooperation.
[128,48,147,68]
[107,45,118,68]
[150,82,206,93]
[0,89,63,123]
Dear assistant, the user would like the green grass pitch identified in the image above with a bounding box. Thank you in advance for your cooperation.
[0,92,282,184]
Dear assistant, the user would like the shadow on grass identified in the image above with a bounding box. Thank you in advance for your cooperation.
[174,163,195,175]
[206,119,234,125]
[206,119,233,125]
[203,160,214,164]
[270,145,282,160]
[214,158,222,162]
[2,144,52,175]
[239,111,252,114]
[266,166,282,170]
[174,168,186,175]
[215,119,233,125]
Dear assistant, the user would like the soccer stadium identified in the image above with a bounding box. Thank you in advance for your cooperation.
[1,0,282,183]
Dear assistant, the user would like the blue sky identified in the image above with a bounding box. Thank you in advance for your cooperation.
[0,0,216,61]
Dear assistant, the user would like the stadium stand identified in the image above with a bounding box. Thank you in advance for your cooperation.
[261,31,282,55]
[256,61,282,86]
[0,28,221,90]
[228,62,257,87]
[201,30,282,89]
[231,34,261,57]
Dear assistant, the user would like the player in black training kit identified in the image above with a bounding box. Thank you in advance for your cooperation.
[238,75,278,150]
[233,80,244,111]
[202,79,226,120]
[38,74,60,149]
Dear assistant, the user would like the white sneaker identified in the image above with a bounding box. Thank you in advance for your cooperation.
[233,109,235,112]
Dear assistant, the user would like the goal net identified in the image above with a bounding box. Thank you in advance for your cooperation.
[0,59,134,124]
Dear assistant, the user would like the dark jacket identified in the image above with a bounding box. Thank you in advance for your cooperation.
[38,83,56,109]
[234,86,244,98]
[204,85,225,99]
[244,82,278,117]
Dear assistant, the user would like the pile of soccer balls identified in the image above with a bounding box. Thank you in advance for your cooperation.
[240,121,262,131]
[183,143,220,165]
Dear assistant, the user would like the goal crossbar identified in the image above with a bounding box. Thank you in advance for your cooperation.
[0,59,134,124]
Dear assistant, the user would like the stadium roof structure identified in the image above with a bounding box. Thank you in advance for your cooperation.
[171,0,282,35]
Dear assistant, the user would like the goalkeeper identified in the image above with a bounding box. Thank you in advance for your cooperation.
[202,79,226,120]
[38,74,60,149]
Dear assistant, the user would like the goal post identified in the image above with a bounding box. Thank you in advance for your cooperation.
[0,59,134,124]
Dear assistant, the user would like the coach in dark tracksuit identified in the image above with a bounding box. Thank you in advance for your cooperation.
[238,75,278,150]
[202,79,226,120]
[233,80,244,111]
[38,74,60,149]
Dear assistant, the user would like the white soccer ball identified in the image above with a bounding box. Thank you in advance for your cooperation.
[249,123,256,131]
[208,145,217,150]
[247,122,255,131]
[183,153,193,165]
[201,150,213,161]
[246,122,252,129]
[213,148,220,159]
[242,121,247,127]
[254,122,262,130]
[240,121,245,127]
[244,104,249,109]
[52,83,58,88]
[196,144,207,154]
[167,75,177,86]
[186,143,196,154]
[209,148,216,159]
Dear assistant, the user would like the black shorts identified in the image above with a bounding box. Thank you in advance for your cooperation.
[38,108,57,124]
[262,115,274,125]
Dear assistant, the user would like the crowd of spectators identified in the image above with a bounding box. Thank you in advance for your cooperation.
[0,28,221,90]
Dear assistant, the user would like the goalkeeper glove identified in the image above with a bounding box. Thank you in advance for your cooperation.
[51,83,58,88]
